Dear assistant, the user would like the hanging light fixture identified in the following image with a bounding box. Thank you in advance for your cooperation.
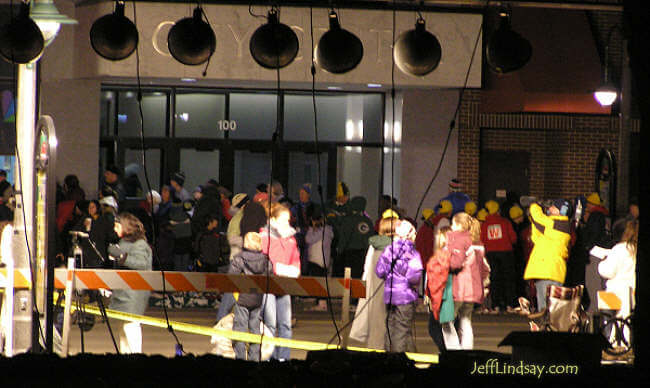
[168,6,216,66]
[485,9,532,74]
[29,0,77,47]
[90,1,138,61]
[394,16,442,76]
[316,10,363,74]
[0,1,44,64]
[593,27,619,107]
[249,8,299,69]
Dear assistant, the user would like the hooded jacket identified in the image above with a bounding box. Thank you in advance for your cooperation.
[259,223,301,278]
[191,185,223,235]
[375,239,423,306]
[228,249,271,309]
[336,196,375,252]
[524,203,571,283]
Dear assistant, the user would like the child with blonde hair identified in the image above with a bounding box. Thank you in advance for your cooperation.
[425,226,452,352]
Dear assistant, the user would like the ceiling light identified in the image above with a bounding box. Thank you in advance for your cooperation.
[168,7,216,66]
[250,9,299,69]
[394,18,442,76]
[486,11,532,74]
[316,11,363,74]
[593,26,620,107]
[90,1,138,61]
[367,83,382,88]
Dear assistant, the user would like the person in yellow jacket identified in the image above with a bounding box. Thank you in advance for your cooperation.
[523,200,571,311]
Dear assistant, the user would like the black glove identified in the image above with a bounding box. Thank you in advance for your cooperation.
[107,244,128,265]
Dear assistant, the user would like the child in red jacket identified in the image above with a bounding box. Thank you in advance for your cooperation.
[425,226,452,352]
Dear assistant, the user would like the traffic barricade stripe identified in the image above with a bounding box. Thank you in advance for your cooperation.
[206,273,239,293]
[117,271,153,291]
[597,290,622,311]
[298,277,328,298]
[76,271,109,290]
[250,276,285,295]
[0,269,33,289]
[164,272,198,292]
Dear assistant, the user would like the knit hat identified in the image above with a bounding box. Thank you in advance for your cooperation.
[99,196,118,210]
[421,208,435,221]
[146,190,161,206]
[476,208,488,222]
[509,205,524,220]
[438,200,452,215]
[485,200,499,215]
[586,192,601,206]
[336,182,349,198]
[171,171,185,187]
[232,193,249,208]
[382,209,399,219]
[464,201,477,216]
[300,183,312,195]
[396,220,416,240]
[105,165,121,176]
[449,178,462,192]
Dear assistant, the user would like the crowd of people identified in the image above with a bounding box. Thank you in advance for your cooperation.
[31,167,639,359]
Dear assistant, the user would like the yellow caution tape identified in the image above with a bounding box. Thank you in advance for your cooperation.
[69,301,438,364]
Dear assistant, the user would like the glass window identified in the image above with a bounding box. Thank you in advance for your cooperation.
[124,148,162,197]
[99,90,116,136]
[117,91,167,137]
[228,93,277,140]
[179,149,220,192]
[337,146,382,219]
[233,150,272,198]
[287,152,328,203]
[284,93,383,143]
[175,92,225,138]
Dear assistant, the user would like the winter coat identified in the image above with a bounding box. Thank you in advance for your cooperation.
[259,223,300,278]
[481,214,517,252]
[375,239,423,306]
[449,230,488,304]
[305,225,334,268]
[110,239,153,315]
[191,185,223,236]
[524,203,571,283]
[440,192,471,216]
[228,249,271,309]
[336,197,374,253]
[425,247,451,321]
[598,242,636,318]
[194,230,229,270]
[350,235,392,349]
[415,221,435,267]
[240,202,267,237]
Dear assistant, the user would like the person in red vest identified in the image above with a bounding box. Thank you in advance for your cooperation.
[481,200,518,313]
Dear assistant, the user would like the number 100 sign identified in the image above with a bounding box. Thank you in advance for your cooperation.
[218,120,237,131]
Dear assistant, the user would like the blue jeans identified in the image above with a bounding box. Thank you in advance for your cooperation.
[232,304,262,361]
[216,293,236,322]
[262,294,292,360]
[535,280,561,311]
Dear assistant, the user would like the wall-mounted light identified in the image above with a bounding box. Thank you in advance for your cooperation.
[249,9,299,69]
[394,17,442,76]
[486,9,532,74]
[594,26,621,107]
[0,2,44,64]
[168,6,216,66]
[90,1,138,61]
[315,10,363,74]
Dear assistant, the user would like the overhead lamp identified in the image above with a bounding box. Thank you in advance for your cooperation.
[316,10,363,74]
[167,6,216,66]
[394,17,442,76]
[0,2,44,64]
[29,0,77,47]
[593,27,620,107]
[90,1,138,61]
[485,10,532,74]
[250,9,299,69]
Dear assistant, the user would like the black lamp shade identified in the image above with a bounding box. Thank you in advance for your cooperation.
[486,15,532,74]
[90,2,138,61]
[394,19,442,76]
[250,11,299,69]
[0,3,44,64]
[168,7,216,66]
[316,11,363,74]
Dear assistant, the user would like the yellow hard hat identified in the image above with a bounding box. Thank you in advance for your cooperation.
[485,200,500,215]
[476,208,488,222]
[586,192,601,206]
[382,209,399,219]
[438,200,452,215]
[422,208,435,221]
[464,201,477,216]
[509,205,524,220]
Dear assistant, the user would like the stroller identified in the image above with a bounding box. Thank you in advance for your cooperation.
[518,284,589,332]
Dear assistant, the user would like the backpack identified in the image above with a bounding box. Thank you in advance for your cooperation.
[168,204,192,239]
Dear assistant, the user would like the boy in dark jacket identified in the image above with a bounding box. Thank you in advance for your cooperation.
[334,196,375,278]
[228,232,271,361]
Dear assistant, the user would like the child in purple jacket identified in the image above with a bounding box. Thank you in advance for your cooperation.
[375,220,423,352]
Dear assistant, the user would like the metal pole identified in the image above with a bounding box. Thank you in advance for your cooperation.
[341,267,351,348]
